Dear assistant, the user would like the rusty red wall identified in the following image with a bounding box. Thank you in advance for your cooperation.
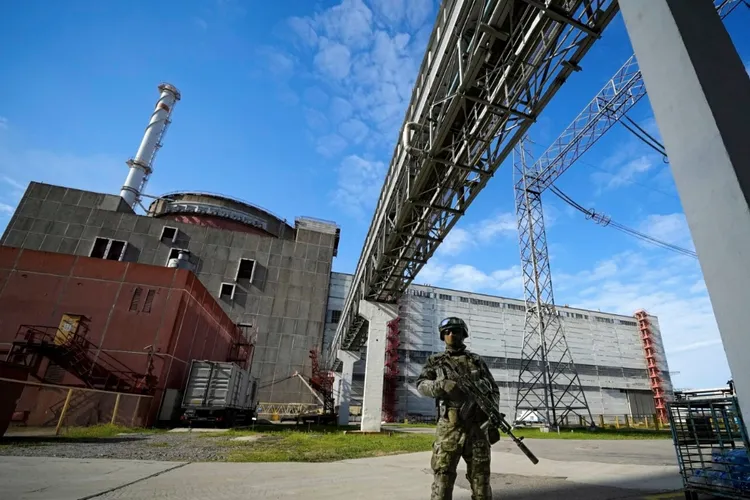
[0,246,249,426]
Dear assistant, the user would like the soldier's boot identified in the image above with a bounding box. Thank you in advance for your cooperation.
[430,471,457,500]
[467,473,492,500]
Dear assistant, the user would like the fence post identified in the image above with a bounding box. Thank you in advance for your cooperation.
[654,413,661,431]
[131,397,141,427]
[55,388,74,436]
[645,415,650,428]
[615,415,620,429]
[599,414,605,428]
[111,393,122,425]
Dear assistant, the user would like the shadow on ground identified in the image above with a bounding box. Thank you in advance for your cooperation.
[451,471,685,500]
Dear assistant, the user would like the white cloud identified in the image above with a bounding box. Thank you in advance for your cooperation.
[332,155,387,218]
[477,212,517,241]
[554,218,728,390]
[314,39,352,80]
[338,119,369,144]
[270,0,436,161]
[416,260,523,295]
[434,212,519,257]
[0,202,13,215]
[256,46,296,78]
[316,134,348,158]
[639,213,694,248]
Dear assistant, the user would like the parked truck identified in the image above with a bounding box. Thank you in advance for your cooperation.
[180,360,258,427]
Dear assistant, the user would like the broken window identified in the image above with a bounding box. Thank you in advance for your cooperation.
[143,290,156,313]
[129,287,142,311]
[220,283,236,300]
[90,237,127,261]
[160,226,177,243]
[236,259,256,282]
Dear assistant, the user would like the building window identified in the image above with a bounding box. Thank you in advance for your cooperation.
[166,248,189,265]
[236,259,256,282]
[620,320,638,327]
[330,310,342,323]
[220,283,236,300]
[507,303,525,312]
[439,294,452,301]
[160,226,178,243]
[460,297,469,303]
[90,237,128,261]
[143,290,156,313]
[129,288,142,312]
[595,316,615,324]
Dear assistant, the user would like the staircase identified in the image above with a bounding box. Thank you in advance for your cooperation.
[309,349,335,415]
[6,324,156,395]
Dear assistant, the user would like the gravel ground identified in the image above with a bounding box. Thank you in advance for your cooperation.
[0,432,233,462]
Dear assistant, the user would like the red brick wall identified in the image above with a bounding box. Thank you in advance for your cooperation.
[0,246,250,426]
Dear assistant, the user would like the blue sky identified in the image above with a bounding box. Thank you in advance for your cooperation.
[1,0,749,390]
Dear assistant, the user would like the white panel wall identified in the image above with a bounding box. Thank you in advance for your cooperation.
[324,273,674,419]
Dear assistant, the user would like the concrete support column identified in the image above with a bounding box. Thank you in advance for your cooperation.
[359,300,397,432]
[336,349,359,426]
[620,1,750,417]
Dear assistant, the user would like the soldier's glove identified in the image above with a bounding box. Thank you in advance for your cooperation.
[440,380,465,401]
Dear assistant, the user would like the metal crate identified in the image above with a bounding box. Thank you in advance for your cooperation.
[667,395,750,498]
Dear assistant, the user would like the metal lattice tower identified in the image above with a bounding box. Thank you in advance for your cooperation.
[513,140,592,428]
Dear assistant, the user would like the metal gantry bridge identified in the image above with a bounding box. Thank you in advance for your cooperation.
[326,0,620,371]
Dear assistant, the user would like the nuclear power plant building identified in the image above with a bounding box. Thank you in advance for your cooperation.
[323,272,674,422]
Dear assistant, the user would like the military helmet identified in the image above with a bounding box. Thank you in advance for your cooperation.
[438,316,469,341]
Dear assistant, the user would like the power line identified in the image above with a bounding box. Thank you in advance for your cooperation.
[618,115,668,160]
[547,185,698,259]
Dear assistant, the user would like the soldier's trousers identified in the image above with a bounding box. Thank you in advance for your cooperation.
[430,409,492,500]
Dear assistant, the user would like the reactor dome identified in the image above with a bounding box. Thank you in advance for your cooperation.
[147,191,292,238]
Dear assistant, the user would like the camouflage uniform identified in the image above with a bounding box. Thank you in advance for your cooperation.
[416,317,499,500]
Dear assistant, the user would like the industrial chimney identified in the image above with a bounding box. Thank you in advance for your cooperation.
[120,83,181,209]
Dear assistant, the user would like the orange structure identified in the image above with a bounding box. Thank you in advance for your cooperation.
[634,309,668,423]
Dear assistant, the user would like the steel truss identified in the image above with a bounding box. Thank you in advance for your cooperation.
[511,0,742,426]
[514,141,592,427]
[327,0,620,369]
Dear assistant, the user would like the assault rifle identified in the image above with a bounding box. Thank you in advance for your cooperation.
[439,363,539,465]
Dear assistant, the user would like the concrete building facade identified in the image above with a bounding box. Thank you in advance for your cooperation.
[324,272,673,422]
[1,182,340,406]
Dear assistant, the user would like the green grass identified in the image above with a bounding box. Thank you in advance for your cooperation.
[61,424,166,439]
[215,427,435,462]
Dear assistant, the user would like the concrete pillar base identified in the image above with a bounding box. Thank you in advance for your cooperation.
[335,349,359,427]
[359,301,397,433]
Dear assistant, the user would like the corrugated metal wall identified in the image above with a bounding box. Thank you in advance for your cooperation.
[325,272,674,420]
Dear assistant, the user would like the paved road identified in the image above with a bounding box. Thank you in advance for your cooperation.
[493,437,677,466]
[2,438,684,500]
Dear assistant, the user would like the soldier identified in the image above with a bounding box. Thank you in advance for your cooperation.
[416,316,499,500]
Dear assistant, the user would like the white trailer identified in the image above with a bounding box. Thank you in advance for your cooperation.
[180,360,258,427]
